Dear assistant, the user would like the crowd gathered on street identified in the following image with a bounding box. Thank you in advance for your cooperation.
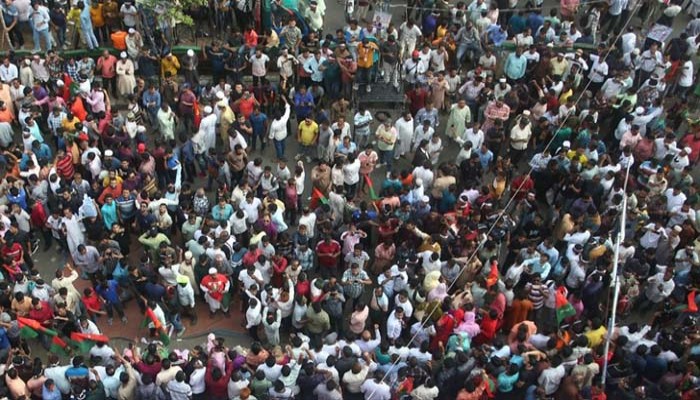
[0,0,699,398]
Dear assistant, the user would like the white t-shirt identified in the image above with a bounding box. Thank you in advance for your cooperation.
[250,54,270,77]
[679,60,694,87]
[240,198,262,223]
[343,159,361,185]
[399,23,422,42]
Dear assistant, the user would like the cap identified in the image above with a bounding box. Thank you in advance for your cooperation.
[56,79,64,87]
[421,195,429,203]
[216,91,225,99]
[0,313,10,323]
[683,146,692,155]
[673,225,683,233]
[137,143,146,153]
[187,49,195,57]
[120,51,127,59]
[415,178,423,186]
[522,110,531,116]
[412,50,419,58]
[104,149,113,157]
[176,275,189,284]
[137,126,147,133]
[184,251,193,260]
[128,28,136,34]
[562,140,571,148]
[499,78,506,83]
[208,267,218,275]
[203,105,213,114]
[575,49,583,55]
[632,48,640,55]
[635,106,645,115]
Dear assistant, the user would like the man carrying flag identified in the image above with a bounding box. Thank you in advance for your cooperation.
[200,267,231,317]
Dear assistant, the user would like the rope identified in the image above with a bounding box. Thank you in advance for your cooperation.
[366,1,643,397]
[383,0,610,13]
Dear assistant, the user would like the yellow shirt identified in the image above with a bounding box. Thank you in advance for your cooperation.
[356,42,378,69]
[584,326,607,348]
[161,56,181,78]
[298,121,319,145]
[550,58,569,76]
[90,5,105,27]
[559,88,573,104]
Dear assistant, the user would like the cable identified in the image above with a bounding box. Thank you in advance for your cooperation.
[366,2,643,396]
[383,0,609,14]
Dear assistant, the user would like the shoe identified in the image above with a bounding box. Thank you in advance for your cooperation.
[177,327,186,337]
[223,310,230,317]
[107,318,113,326]
[375,163,385,168]
[121,317,128,325]
[366,85,372,93]
[386,172,391,179]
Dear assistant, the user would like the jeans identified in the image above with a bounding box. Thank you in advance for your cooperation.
[55,26,66,47]
[82,24,99,49]
[8,26,24,48]
[345,182,357,200]
[104,301,125,319]
[357,67,371,85]
[171,312,184,332]
[32,28,52,52]
[252,132,266,151]
[379,148,395,172]
[456,42,480,63]
[274,139,285,159]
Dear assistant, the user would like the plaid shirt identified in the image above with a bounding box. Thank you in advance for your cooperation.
[65,63,79,82]
[47,111,66,136]
[342,269,368,299]
[294,248,314,271]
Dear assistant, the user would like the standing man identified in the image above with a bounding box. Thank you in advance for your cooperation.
[375,119,398,176]
[356,38,379,93]
[30,1,51,52]
[200,267,231,317]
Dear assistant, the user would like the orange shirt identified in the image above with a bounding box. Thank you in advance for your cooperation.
[90,5,105,27]
[356,42,378,68]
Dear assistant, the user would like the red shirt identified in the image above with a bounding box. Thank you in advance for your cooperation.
[682,133,700,163]
[30,203,48,228]
[205,360,233,398]
[244,30,258,47]
[2,243,22,263]
[82,293,102,316]
[315,240,341,267]
[56,154,74,180]
[29,301,54,325]
[238,97,256,119]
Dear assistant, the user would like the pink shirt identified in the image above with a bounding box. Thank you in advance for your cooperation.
[97,55,118,78]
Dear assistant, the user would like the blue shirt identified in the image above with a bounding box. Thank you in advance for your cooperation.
[0,328,9,349]
[43,386,62,400]
[478,149,493,169]
[96,280,120,304]
[249,112,268,135]
[101,201,118,230]
[6,188,28,210]
[294,92,315,118]
[487,24,507,47]
[504,53,527,80]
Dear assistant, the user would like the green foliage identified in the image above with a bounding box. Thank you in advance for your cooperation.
[138,0,208,26]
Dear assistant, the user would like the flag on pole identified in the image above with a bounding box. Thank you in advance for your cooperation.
[363,174,380,200]
[313,188,329,205]
[554,286,576,324]
[144,308,170,346]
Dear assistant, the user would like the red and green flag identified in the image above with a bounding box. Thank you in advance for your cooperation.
[688,290,698,313]
[363,174,380,200]
[50,336,72,356]
[313,188,329,205]
[143,308,170,346]
[554,286,576,324]
[70,332,110,353]
[18,317,58,339]
[485,260,499,288]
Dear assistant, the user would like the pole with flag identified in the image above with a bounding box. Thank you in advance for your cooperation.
[143,307,171,346]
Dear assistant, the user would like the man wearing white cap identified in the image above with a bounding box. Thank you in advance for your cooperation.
[125,28,143,60]
[670,147,691,173]
[197,105,217,154]
[200,267,230,316]
[181,49,199,87]
[115,52,136,97]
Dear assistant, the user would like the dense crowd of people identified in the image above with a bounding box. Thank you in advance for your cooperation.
[0,0,698,399]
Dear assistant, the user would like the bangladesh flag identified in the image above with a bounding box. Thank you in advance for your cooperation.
[50,336,72,357]
[18,317,58,339]
[363,174,380,200]
[143,308,170,346]
[554,286,576,324]
[313,188,329,205]
[70,332,110,353]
